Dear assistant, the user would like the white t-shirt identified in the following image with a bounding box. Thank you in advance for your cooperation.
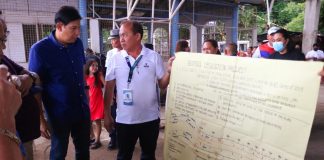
[105,46,165,124]
[105,48,122,68]
[306,50,324,60]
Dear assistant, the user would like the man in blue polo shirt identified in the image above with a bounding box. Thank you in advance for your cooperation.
[29,6,90,160]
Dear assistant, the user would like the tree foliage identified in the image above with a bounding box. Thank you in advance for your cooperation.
[281,2,304,31]
[255,0,324,33]
[271,1,304,31]
[319,0,324,34]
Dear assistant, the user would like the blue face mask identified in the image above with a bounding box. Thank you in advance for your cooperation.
[273,42,285,52]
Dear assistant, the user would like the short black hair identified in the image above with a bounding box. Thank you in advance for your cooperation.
[204,39,218,49]
[313,43,318,47]
[175,39,189,52]
[121,20,144,40]
[275,28,296,52]
[274,28,290,40]
[55,6,82,25]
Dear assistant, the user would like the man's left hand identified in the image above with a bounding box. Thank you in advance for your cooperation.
[167,56,175,74]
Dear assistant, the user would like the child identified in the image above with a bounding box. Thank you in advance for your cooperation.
[84,59,105,149]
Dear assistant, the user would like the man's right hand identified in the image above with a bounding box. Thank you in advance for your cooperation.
[40,117,51,139]
[104,114,114,133]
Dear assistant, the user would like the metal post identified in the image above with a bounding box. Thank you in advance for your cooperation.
[169,0,172,56]
[170,0,186,20]
[127,0,139,19]
[232,5,238,43]
[113,0,116,29]
[169,0,180,56]
[92,0,95,18]
[192,0,195,24]
[150,0,155,43]
[79,0,88,49]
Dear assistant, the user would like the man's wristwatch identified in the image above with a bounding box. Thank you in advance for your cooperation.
[26,72,37,85]
[0,128,21,145]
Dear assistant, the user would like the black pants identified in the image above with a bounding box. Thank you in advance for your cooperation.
[109,103,117,140]
[116,119,160,160]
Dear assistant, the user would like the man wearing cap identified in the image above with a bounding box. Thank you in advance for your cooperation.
[252,26,280,58]
[105,28,122,150]
[106,29,122,69]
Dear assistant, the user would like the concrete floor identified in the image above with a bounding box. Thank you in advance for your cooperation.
[33,85,324,160]
[33,109,166,160]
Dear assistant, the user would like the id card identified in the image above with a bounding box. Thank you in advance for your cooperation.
[123,89,133,105]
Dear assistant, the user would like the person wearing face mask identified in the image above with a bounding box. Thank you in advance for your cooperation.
[305,43,324,61]
[269,28,305,61]
[252,26,280,58]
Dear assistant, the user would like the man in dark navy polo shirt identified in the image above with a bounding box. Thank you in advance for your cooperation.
[29,6,90,160]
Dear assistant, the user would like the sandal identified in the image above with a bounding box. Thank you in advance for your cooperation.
[90,142,102,149]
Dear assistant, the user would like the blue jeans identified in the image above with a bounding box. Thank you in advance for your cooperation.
[49,118,90,160]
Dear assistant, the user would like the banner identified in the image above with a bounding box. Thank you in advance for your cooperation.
[164,53,322,160]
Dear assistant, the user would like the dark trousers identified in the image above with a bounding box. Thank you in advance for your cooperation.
[49,118,90,160]
[109,103,117,140]
[116,119,160,160]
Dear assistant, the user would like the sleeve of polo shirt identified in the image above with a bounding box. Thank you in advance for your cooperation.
[105,50,113,68]
[305,51,314,59]
[156,53,165,80]
[319,51,324,59]
[28,45,44,78]
[105,54,116,81]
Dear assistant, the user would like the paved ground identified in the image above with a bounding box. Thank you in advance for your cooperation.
[33,108,166,160]
[33,86,324,160]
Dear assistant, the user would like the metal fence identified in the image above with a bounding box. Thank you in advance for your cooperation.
[22,24,54,61]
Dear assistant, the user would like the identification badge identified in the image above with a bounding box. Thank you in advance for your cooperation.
[123,89,133,105]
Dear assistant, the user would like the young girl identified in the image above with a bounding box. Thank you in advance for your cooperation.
[84,59,105,149]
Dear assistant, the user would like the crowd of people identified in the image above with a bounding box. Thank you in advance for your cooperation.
[0,5,324,160]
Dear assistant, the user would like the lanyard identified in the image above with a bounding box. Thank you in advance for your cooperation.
[125,55,143,86]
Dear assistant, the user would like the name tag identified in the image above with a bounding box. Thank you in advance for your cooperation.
[123,89,133,105]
